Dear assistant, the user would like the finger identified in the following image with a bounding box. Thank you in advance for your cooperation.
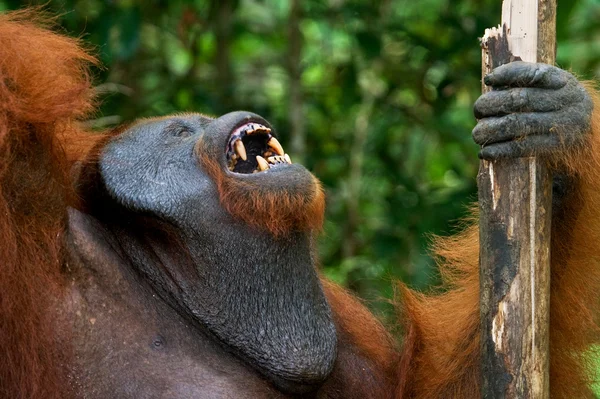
[472,109,589,146]
[473,86,585,119]
[478,134,564,160]
[483,61,571,90]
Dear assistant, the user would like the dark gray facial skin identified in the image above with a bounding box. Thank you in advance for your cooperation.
[78,111,337,394]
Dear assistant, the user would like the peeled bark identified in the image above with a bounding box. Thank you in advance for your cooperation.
[479,1,556,397]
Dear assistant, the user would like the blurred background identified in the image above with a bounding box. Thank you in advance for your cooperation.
[3,0,600,320]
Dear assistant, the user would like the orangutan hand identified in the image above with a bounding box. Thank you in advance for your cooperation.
[472,61,593,161]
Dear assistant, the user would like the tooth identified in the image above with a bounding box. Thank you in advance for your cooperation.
[234,140,247,161]
[256,155,269,171]
[268,137,284,156]
[284,154,291,164]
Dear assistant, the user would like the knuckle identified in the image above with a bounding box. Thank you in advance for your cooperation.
[509,88,527,109]
[480,144,504,160]
[472,117,511,145]
[472,121,497,145]
[472,124,485,144]
[505,113,518,126]
[528,63,553,86]
[473,96,488,118]
[531,65,544,84]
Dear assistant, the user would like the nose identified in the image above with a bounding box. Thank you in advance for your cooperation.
[209,111,272,141]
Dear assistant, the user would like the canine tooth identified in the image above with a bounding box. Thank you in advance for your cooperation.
[234,140,247,161]
[284,154,291,164]
[256,155,269,171]
[268,137,284,156]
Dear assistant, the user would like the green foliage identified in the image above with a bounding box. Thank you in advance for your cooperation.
[4,0,600,318]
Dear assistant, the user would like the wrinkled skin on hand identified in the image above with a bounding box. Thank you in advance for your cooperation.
[473,61,593,161]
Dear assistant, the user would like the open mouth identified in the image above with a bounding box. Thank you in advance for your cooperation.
[226,122,292,174]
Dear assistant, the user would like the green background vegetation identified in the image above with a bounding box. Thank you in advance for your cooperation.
[3,0,600,320]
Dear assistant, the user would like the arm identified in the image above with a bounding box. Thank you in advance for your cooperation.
[398,63,599,398]
[0,11,96,398]
[319,279,399,398]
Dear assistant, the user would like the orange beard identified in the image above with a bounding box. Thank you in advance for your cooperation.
[198,148,325,237]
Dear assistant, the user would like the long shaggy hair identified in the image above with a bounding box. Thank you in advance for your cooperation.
[0,10,100,398]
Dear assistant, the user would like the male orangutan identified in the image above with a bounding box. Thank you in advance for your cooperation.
[1,10,600,399]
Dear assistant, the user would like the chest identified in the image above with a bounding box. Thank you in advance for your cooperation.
[66,277,287,399]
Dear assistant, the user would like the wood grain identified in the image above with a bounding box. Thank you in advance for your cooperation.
[479,1,556,397]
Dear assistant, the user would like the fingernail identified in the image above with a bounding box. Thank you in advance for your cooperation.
[483,74,492,86]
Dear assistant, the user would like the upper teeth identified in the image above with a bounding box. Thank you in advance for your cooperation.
[234,140,247,161]
[227,122,293,173]
[267,137,284,156]
[246,124,272,135]
[233,137,284,160]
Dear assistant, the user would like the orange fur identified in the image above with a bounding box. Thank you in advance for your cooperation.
[199,152,325,236]
[0,9,98,399]
[396,88,600,398]
[322,280,398,371]
[321,279,399,398]
[397,223,481,398]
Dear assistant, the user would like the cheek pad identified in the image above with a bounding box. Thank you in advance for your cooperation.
[99,133,216,220]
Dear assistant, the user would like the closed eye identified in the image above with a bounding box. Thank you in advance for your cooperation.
[165,121,194,138]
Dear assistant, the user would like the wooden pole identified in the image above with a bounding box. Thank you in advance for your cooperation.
[479,1,556,398]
